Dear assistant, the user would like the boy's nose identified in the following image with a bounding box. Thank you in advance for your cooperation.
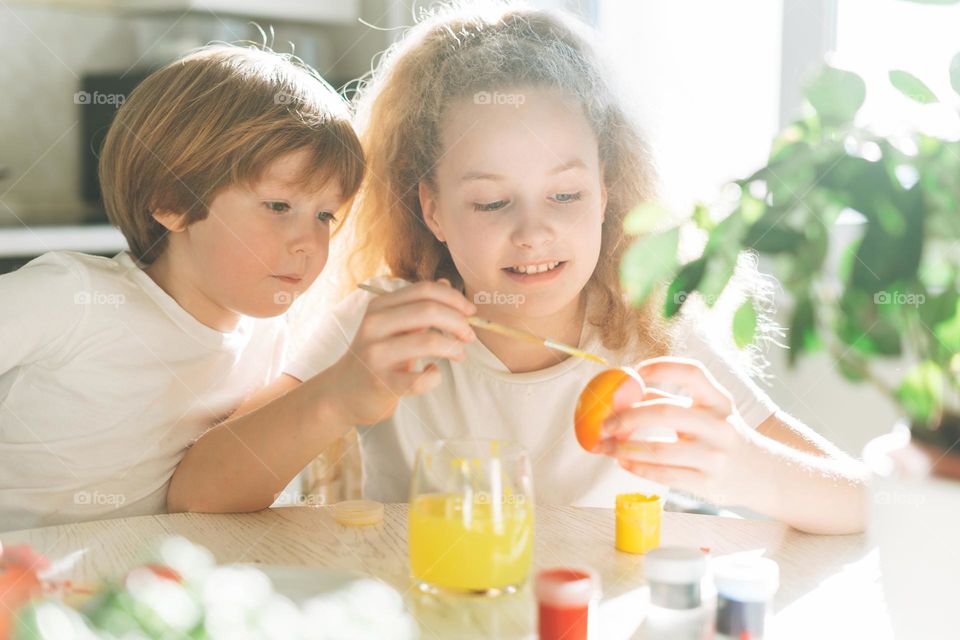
[289,225,328,256]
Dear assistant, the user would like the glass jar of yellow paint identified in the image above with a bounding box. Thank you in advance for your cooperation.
[408,439,534,595]
[615,493,664,554]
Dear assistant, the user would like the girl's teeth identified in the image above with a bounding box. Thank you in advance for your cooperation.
[509,261,560,274]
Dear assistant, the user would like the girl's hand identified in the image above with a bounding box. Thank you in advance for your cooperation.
[594,357,760,505]
[327,279,476,425]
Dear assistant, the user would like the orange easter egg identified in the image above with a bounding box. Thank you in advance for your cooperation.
[574,367,646,452]
[142,563,182,583]
[0,561,42,638]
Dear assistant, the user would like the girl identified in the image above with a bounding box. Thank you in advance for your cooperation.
[173,3,867,534]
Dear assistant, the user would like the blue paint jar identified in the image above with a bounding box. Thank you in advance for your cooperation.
[713,555,779,640]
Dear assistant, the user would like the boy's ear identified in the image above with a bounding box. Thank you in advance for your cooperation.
[151,209,189,233]
[418,181,445,242]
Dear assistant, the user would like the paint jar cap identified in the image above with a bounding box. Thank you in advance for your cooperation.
[644,547,708,585]
[615,493,664,517]
[534,567,601,607]
[713,555,779,602]
[331,500,384,527]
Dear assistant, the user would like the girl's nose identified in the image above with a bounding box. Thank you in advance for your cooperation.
[510,207,556,250]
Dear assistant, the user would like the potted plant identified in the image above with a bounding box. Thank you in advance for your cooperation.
[620,31,960,638]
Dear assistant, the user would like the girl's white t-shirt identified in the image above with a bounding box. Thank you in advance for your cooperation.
[285,277,778,507]
[0,251,287,532]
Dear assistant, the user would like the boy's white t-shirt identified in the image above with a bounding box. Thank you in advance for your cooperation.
[0,251,286,532]
[285,277,778,507]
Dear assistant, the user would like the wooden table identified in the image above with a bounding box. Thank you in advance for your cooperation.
[2,505,891,639]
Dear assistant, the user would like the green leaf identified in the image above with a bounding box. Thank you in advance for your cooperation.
[740,194,766,224]
[624,202,670,236]
[951,52,960,97]
[837,236,863,284]
[918,290,958,331]
[787,294,820,366]
[784,220,829,289]
[696,211,746,306]
[697,255,737,308]
[818,154,875,190]
[869,318,904,356]
[933,298,960,353]
[692,203,715,231]
[889,70,939,104]
[896,361,944,426]
[733,299,757,349]
[836,289,902,356]
[769,125,812,164]
[664,257,707,318]
[620,227,679,306]
[805,65,866,127]
[704,209,748,254]
[851,209,924,293]
[766,164,816,210]
[918,258,954,291]
[744,215,806,253]
[820,156,925,293]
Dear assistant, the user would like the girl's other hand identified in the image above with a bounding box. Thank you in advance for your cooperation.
[594,357,759,505]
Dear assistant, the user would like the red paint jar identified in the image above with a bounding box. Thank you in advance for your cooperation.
[534,567,601,640]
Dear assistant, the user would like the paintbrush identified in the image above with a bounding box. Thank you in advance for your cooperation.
[357,283,608,365]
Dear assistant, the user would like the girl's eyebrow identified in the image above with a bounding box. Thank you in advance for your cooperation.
[460,158,588,182]
[549,158,588,174]
[460,171,504,182]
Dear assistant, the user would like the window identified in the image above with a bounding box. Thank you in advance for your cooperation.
[834,0,960,135]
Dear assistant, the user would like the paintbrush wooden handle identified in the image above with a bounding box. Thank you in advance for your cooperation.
[357,283,607,365]
[466,316,543,345]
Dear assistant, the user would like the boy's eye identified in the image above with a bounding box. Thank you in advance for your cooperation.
[551,192,583,204]
[474,199,509,212]
[317,211,338,224]
[265,201,290,213]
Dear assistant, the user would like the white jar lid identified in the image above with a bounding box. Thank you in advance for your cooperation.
[534,566,601,607]
[713,555,780,602]
[643,547,708,584]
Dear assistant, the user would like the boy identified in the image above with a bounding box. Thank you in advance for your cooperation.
[0,45,363,530]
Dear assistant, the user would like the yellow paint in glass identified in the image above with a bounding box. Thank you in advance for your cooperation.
[409,492,534,592]
[615,493,663,554]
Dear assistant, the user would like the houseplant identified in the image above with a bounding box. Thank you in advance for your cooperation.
[621,55,960,475]
[620,20,960,637]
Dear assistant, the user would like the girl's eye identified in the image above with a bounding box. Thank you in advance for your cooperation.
[551,192,583,204]
[265,201,290,214]
[474,200,509,212]
[317,211,338,224]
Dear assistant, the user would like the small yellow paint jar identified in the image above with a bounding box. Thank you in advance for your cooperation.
[615,493,664,554]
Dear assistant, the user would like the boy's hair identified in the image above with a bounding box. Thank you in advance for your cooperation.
[343,1,674,358]
[99,44,364,264]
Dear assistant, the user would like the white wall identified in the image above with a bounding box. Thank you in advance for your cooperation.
[597,0,784,212]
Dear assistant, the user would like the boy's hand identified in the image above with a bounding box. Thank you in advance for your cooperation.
[326,279,476,426]
[593,357,760,505]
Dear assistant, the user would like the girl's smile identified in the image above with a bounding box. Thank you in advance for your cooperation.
[502,259,569,283]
